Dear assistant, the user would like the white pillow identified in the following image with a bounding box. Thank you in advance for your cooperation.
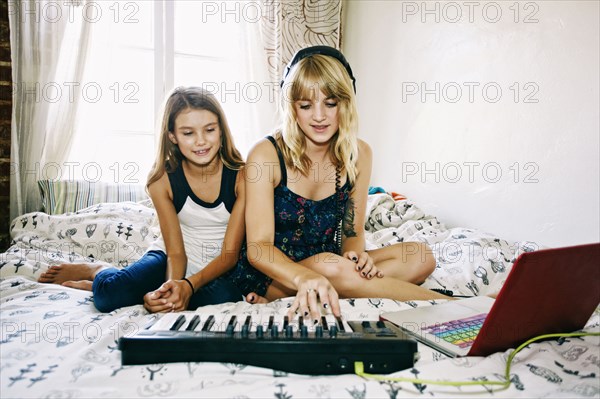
[38,180,149,215]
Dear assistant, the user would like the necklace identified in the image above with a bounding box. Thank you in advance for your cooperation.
[335,166,342,255]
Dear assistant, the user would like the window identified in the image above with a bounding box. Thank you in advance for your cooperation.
[67,1,268,185]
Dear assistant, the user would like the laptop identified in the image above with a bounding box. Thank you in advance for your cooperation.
[380,243,600,357]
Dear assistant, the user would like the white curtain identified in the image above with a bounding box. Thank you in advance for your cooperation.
[9,0,92,221]
[258,0,344,113]
[240,3,280,143]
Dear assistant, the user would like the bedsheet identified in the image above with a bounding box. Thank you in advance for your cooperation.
[1,195,598,398]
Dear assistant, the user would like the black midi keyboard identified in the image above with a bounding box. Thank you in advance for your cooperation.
[118,312,417,375]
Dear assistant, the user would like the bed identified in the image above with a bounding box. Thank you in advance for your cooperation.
[1,189,599,398]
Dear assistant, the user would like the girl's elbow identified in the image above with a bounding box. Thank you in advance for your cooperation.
[246,242,271,269]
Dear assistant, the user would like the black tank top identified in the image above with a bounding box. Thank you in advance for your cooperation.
[167,163,238,214]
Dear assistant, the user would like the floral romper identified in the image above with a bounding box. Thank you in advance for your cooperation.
[227,136,351,296]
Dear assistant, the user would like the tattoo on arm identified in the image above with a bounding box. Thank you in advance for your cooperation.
[342,198,357,238]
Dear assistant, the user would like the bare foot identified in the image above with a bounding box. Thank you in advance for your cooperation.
[245,292,269,304]
[62,280,93,291]
[38,263,105,285]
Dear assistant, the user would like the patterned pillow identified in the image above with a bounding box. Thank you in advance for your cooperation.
[38,180,149,215]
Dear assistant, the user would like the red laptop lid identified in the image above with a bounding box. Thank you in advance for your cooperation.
[469,243,600,357]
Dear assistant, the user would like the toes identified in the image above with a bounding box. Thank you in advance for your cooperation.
[245,292,269,304]
[38,274,54,283]
[253,295,269,304]
[61,280,76,288]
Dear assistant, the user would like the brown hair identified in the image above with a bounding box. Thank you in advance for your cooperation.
[147,87,244,188]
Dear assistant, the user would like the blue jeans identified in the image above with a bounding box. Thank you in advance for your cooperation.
[92,250,243,312]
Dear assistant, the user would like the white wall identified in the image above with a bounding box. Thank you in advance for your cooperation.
[343,0,599,247]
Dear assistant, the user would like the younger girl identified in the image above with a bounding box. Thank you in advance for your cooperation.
[230,46,450,321]
[39,87,245,313]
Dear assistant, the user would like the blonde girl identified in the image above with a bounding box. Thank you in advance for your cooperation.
[228,46,449,321]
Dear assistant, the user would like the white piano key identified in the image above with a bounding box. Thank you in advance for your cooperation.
[239,315,252,333]
[225,315,239,333]
[149,313,182,331]
[295,315,316,332]
[208,313,230,332]
[147,311,352,335]
[236,314,254,332]
[338,316,352,333]
[251,313,276,332]
[324,314,337,330]
[247,313,262,332]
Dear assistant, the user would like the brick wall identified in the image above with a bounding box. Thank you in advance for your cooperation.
[0,1,12,252]
[0,2,11,251]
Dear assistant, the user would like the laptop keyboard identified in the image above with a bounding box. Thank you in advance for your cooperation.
[422,313,487,349]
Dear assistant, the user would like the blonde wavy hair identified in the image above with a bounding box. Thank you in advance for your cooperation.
[146,87,244,189]
[277,53,359,184]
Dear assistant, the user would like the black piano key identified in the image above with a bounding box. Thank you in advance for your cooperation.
[267,315,274,330]
[283,315,289,329]
[186,315,200,331]
[170,315,186,331]
[227,316,238,332]
[321,316,328,330]
[336,316,346,332]
[202,315,215,331]
[243,315,251,329]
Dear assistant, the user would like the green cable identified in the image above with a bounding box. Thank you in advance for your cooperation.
[355,331,600,392]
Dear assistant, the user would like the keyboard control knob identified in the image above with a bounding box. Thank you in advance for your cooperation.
[329,325,338,338]
[300,325,308,337]
[256,325,264,338]
[285,325,293,337]
[271,325,279,337]
[241,324,249,338]
[315,325,323,337]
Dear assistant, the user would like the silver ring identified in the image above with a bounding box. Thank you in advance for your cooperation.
[307,288,316,294]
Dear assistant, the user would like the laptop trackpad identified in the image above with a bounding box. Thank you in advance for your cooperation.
[388,297,493,325]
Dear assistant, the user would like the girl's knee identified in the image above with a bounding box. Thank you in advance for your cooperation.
[92,278,129,313]
[415,242,436,283]
[320,254,354,279]
[93,293,117,313]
